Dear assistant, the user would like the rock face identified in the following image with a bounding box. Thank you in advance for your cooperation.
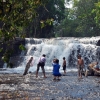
[0,72,100,100]
[0,38,25,68]
[97,40,100,46]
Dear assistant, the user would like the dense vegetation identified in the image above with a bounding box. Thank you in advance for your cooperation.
[54,0,100,37]
[0,0,100,38]
[0,0,100,64]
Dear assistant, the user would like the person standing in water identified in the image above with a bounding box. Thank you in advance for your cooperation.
[62,57,67,75]
[23,57,34,75]
[36,54,47,78]
[77,55,84,79]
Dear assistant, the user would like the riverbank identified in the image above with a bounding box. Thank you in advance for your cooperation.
[0,71,100,100]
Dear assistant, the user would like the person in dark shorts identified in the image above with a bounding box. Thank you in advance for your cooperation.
[62,57,66,75]
[23,57,33,75]
[36,54,47,78]
[77,55,84,79]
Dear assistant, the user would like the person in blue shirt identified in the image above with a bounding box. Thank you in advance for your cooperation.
[52,58,61,80]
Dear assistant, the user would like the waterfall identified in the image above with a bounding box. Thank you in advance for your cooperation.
[1,37,100,73]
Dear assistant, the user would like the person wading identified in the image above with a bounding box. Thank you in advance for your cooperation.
[36,54,47,78]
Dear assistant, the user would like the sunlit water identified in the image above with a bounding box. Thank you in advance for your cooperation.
[0,36,100,74]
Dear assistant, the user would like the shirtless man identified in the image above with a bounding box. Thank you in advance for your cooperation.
[77,55,84,78]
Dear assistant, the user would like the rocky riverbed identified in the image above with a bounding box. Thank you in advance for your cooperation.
[0,72,100,100]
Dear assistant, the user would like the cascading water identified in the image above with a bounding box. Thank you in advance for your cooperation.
[0,37,100,73]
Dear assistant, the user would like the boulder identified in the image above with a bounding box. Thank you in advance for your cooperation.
[0,38,25,68]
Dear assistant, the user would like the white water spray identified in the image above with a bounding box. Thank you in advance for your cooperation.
[1,37,100,73]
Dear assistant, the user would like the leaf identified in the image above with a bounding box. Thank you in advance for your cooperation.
[19,44,26,50]
[41,22,45,28]
[0,48,3,52]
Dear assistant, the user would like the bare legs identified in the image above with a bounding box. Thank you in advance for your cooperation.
[36,64,46,78]
[78,69,82,79]
[53,76,61,81]
[64,70,66,75]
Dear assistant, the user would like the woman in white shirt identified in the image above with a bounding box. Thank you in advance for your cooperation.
[36,54,47,78]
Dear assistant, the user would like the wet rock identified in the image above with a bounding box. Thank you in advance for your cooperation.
[0,72,100,100]
[0,38,25,68]
[96,40,100,46]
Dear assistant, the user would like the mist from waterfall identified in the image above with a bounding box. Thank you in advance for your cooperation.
[1,37,100,73]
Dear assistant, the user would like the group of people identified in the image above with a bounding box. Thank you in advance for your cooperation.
[23,54,67,80]
[23,54,100,80]
[78,55,100,77]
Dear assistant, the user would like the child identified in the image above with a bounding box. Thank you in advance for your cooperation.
[77,55,84,78]
[62,57,66,75]
[52,59,61,81]
[23,57,33,75]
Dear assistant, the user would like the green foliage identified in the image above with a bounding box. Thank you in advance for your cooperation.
[0,48,3,52]
[2,49,12,63]
[40,18,54,28]
[26,0,65,38]
[54,0,100,37]
[19,44,26,51]
[0,0,48,65]
[72,0,100,36]
[92,2,100,27]
[0,0,48,40]
[2,56,8,63]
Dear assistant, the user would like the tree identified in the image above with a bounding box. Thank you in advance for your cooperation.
[92,1,100,28]
[25,0,65,38]
[72,0,100,36]
[54,0,100,37]
[0,0,48,64]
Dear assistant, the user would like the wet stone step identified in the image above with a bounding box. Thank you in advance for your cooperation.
[0,72,100,100]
